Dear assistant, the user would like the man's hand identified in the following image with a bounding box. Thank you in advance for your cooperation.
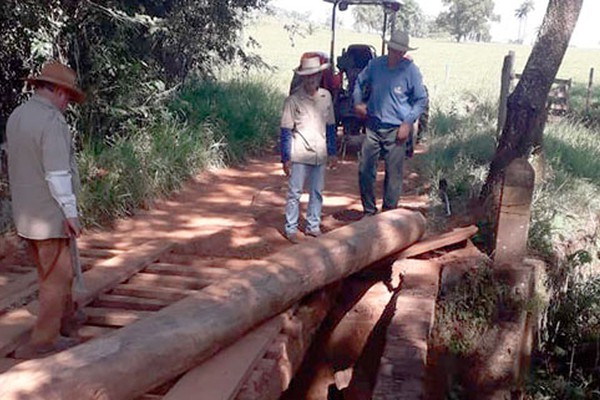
[354,103,367,119]
[328,156,338,170]
[396,122,411,143]
[282,161,291,177]
[64,217,81,238]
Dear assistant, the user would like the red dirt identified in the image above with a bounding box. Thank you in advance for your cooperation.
[0,146,433,398]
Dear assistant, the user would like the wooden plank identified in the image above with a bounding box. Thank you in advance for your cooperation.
[397,225,478,259]
[145,263,231,280]
[236,285,340,400]
[0,271,38,313]
[111,284,192,302]
[77,325,118,340]
[373,259,441,400]
[78,239,133,250]
[0,241,172,357]
[84,308,152,327]
[2,265,35,274]
[0,358,23,374]
[157,255,249,272]
[93,294,170,311]
[0,209,426,400]
[0,309,36,356]
[163,315,285,400]
[127,273,212,290]
[75,240,175,308]
[80,248,124,259]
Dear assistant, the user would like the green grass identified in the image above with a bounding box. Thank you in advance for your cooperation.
[244,13,600,398]
[172,79,283,163]
[245,15,600,99]
[77,78,283,227]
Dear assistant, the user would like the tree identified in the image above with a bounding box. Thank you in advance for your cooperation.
[435,0,499,42]
[396,0,428,37]
[353,5,383,33]
[0,0,48,135]
[515,0,535,43]
[0,0,269,142]
[481,0,584,201]
[352,0,426,37]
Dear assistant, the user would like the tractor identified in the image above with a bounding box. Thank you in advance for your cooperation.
[290,0,429,158]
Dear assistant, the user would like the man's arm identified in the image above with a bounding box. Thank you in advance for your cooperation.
[41,117,81,237]
[280,97,295,176]
[404,66,428,124]
[352,62,372,117]
[280,127,292,176]
[45,171,81,237]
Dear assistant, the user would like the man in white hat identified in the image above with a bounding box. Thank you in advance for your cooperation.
[280,56,337,243]
[353,31,428,216]
[6,60,85,357]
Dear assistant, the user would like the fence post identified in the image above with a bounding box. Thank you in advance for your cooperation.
[497,51,515,135]
[586,67,594,114]
[494,158,535,267]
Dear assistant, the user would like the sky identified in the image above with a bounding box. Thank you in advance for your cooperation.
[270,0,599,49]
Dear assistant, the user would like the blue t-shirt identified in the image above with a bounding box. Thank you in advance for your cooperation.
[352,56,428,128]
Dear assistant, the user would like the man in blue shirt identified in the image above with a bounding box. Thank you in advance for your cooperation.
[353,31,428,216]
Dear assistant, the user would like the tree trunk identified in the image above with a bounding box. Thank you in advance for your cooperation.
[0,209,426,400]
[481,0,583,201]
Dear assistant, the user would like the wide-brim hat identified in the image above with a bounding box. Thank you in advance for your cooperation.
[25,61,85,103]
[294,56,330,76]
[386,31,417,52]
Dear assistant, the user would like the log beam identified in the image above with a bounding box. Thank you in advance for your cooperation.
[0,209,425,400]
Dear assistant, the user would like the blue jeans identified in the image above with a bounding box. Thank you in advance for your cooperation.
[358,126,405,215]
[285,162,325,235]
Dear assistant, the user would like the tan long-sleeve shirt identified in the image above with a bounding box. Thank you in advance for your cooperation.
[6,94,79,239]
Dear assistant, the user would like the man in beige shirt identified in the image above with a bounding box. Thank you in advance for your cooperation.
[280,56,338,243]
[7,61,85,358]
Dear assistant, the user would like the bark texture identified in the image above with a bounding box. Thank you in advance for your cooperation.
[481,0,584,200]
[0,209,425,400]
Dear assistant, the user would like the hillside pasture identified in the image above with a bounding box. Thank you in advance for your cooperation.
[244,15,600,101]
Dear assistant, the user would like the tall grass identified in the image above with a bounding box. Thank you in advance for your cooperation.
[172,79,283,163]
[422,89,600,398]
[77,79,283,227]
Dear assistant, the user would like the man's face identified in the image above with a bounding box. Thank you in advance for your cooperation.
[55,88,72,112]
[388,47,406,65]
[302,72,322,93]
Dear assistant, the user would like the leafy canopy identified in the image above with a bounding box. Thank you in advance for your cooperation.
[436,0,499,42]
[0,0,268,142]
[352,0,427,37]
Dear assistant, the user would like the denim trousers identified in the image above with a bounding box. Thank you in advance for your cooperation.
[358,126,405,215]
[285,162,325,235]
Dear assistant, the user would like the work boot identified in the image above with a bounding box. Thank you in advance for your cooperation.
[13,335,80,359]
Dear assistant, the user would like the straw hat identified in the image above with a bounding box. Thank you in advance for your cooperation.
[26,61,85,103]
[386,31,417,52]
[294,56,330,76]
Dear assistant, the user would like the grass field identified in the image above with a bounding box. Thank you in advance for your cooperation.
[243,13,600,398]
[244,15,600,99]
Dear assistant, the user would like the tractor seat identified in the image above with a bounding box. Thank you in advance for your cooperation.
[337,44,376,73]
